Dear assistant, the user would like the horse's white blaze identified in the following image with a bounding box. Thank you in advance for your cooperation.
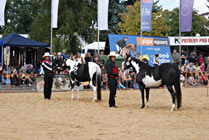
[142,75,162,88]
[131,61,140,73]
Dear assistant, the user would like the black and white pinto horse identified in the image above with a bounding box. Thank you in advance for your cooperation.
[65,59,101,102]
[124,55,182,111]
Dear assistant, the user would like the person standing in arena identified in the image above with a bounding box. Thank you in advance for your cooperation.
[106,52,118,108]
[42,52,54,100]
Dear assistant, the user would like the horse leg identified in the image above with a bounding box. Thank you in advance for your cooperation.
[76,86,80,101]
[139,86,145,108]
[145,88,150,108]
[71,87,74,100]
[90,81,97,102]
[166,85,176,111]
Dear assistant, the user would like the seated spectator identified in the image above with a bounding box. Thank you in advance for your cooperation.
[180,64,188,73]
[124,69,132,88]
[20,68,29,86]
[26,65,37,86]
[54,52,64,73]
[10,68,20,87]
[69,53,74,60]
[200,72,208,85]
[200,63,205,73]
[187,62,194,73]
[188,73,197,86]
[2,70,9,85]
[76,52,82,63]
[193,62,201,79]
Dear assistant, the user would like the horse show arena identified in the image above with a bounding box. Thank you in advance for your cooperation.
[0,88,209,140]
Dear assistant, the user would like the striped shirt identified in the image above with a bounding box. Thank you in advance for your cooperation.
[42,60,53,74]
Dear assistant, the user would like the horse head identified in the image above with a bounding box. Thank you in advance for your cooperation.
[123,54,133,70]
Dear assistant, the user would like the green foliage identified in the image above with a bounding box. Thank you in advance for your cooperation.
[118,1,170,37]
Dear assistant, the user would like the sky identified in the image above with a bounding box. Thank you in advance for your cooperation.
[157,0,208,14]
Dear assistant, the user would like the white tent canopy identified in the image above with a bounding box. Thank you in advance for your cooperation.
[83,42,105,50]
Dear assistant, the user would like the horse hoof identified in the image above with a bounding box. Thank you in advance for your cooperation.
[141,105,145,109]
[170,109,173,112]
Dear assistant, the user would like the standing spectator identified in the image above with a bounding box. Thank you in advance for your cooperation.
[206,57,209,74]
[84,53,92,63]
[106,52,118,108]
[26,64,37,86]
[76,52,82,63]
[100,51,104,56]
[52,52,57,63]
[61,50,69,60]
[54,52,64,73]
[101,65,107,90]
[181,50,187,66]
[188,51,197,63]
[153,53,159,67]
[172,50,181,66]
[94,53,102,66]
[10,68,20,87]
[198,54,203,66]
[69,53,74,60]
[204,56,209,70]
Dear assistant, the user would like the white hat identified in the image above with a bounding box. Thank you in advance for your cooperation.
[43,52,52,58]
[108,51,117,58]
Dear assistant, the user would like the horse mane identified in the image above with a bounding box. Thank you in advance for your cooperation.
[131,57,151,68]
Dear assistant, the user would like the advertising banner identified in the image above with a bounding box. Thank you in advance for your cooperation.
[169,36,209,46]
[108,34,172,66]
[141,0,153,31]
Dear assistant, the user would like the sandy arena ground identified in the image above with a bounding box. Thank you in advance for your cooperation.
[0,88,209,140]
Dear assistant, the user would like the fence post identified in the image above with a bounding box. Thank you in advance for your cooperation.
[185,72,187,88]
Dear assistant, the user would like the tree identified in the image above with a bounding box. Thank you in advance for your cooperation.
[0,0,42,35]
[118,1,170,37]
[30,0,97,54]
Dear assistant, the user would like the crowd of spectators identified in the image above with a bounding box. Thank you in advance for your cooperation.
[172,49,209,86]
[1,48,208,89]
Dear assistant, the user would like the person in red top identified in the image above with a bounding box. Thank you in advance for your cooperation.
[106,52,118,108]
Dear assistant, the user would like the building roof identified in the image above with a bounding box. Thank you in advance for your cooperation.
[0,33,49,47]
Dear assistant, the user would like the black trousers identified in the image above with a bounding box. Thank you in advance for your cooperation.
[44,73,53,99]
[108,77,117,106]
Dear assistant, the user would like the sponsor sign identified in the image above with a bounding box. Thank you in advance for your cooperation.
[108,34,172,66]
[169,36,209,46]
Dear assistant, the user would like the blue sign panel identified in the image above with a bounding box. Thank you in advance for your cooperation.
[108,34,172,66]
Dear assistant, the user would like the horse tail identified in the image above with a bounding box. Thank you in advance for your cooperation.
[174,76,182,110]
[96,65,101,101]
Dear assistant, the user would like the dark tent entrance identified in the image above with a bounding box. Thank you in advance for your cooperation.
[0,33,49,69]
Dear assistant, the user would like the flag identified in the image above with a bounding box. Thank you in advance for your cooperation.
[141,0,153,32]
[51,0,59,28]
[0,0,7,26]
[180,0,194,32]
[98,0,109,30]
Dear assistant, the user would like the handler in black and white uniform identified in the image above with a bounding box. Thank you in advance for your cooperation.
[42,52,54,99]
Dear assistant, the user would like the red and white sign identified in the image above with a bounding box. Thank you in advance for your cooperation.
[169,36,209,46]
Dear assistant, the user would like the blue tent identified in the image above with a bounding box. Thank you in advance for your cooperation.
[0,33,49,47]
[0,40,2,46]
